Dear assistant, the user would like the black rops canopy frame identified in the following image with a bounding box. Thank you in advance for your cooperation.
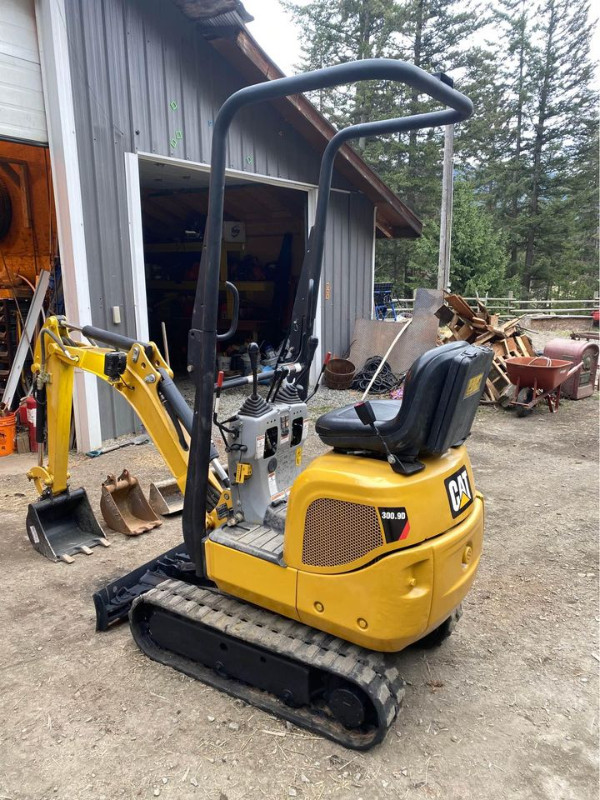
[183,58,473,573]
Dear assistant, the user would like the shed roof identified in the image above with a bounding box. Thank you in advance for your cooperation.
[169,0,422,239]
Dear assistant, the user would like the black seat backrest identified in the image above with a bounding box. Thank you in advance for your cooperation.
[378,342,493,458]
[426,343,493,454]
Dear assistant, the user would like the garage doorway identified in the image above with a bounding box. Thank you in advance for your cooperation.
[134,156,312,377]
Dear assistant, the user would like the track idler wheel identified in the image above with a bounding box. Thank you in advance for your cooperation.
[326,678,374,730]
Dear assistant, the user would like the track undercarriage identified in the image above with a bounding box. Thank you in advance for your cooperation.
[130,579,406,750]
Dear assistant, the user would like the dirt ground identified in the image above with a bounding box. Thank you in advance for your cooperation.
[0,367,598,799]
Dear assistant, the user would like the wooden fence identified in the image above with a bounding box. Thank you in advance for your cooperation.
[388,296,599,319]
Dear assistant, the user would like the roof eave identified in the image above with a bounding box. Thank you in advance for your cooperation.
[209,29,422,239]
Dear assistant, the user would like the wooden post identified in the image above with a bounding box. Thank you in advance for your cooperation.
[437,124,454,293]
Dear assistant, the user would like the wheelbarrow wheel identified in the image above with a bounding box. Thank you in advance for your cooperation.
[516,388,534,417]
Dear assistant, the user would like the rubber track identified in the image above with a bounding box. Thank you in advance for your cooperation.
[130,578,405,750]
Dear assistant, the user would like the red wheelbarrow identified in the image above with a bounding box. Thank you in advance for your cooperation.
[504,356,583,416]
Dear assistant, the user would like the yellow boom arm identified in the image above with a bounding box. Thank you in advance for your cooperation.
[27,316,229,530]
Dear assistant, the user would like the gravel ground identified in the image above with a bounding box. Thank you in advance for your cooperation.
[0,332,597,800]
[176,376,362,423]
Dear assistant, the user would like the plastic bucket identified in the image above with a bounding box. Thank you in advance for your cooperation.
[218,355,232,371]
[0,412,16,456]
[324,358,356,390]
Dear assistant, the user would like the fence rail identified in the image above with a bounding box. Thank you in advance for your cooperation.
[387,296,599,318]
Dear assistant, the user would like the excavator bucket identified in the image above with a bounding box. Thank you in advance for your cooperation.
[100,470,162,536]
[26,488,110,563]
[148,479,184,516]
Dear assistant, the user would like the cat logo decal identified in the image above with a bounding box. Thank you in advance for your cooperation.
[444,467,473,518]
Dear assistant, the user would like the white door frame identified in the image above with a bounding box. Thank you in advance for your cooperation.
[370,206,377,319]
[126,152,323,383]
[124,153,149,342]
[306,187,321,385]
[34,0,102,451]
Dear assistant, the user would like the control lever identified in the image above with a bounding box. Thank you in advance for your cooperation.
[213,370,225,423]
[248,342,260,399]
[354,401,424,476]
[266,365,283,404]
[306,350,332,402]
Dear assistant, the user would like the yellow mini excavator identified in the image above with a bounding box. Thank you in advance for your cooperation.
[32,59,493,749]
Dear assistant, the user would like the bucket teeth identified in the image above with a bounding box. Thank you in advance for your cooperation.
[100,470,162,536]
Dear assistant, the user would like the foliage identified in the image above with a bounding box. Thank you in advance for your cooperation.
[281,0,598,300]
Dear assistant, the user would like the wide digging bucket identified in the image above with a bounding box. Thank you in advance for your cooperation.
[148,479,184,516]
[100,470,162,536]
[26,488,110,563]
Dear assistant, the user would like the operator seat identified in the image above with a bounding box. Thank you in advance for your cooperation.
[315,342,493,471]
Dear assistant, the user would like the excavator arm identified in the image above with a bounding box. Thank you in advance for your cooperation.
[27,316,230,532]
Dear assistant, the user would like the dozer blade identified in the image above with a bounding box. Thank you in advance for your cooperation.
[148,479,184,517]
[100,470,162,536]
[26,488,110,563]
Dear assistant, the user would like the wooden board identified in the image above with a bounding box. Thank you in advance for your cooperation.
[446,294,475,320]
[348,288,443,375]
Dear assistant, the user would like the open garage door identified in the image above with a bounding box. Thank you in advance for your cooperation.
[138,158,309,377]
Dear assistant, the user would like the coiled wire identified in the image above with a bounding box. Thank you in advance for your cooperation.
[351,356,403,395]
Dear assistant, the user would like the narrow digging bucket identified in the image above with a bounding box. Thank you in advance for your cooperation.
[148,479,184,516]
[100,470,162,536]
[26,488,110,563]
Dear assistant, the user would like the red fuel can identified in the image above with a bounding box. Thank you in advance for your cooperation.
[18,395,38,452]
[543,339,599,400]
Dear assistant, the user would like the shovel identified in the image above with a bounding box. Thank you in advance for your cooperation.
[86,434,149,458]
[100,470,162,535]
[148,479,184,516]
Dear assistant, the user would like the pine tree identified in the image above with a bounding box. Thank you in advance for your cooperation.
[459,0,535,280]
[280,0,598,301]
[521,0,597,296]
[281,1,486,295]
[280,0,400,129]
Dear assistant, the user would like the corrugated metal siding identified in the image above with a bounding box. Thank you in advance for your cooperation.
[0,0,47,143]
[64,0,374,438]
[322,191,374,359]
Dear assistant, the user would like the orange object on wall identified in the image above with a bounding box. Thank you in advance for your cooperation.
[0,139,57,299]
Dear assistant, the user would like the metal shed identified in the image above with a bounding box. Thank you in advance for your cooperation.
[34,0,421,447]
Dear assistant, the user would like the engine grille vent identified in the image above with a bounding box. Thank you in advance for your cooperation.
[302,498,383,567]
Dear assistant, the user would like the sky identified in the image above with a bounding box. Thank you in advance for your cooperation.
[242,0,305,75]
[242,0,600,84]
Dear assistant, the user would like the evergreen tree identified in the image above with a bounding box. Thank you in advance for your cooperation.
[521,0,597,297]
[447,181,510,295]
[280,0,598,301]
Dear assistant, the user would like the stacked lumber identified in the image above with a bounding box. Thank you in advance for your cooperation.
[438,294,535,403]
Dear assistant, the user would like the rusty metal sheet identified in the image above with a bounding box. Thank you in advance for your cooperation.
[348,288,443,375]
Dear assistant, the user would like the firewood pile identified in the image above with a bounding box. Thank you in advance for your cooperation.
[437,294,535,403]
